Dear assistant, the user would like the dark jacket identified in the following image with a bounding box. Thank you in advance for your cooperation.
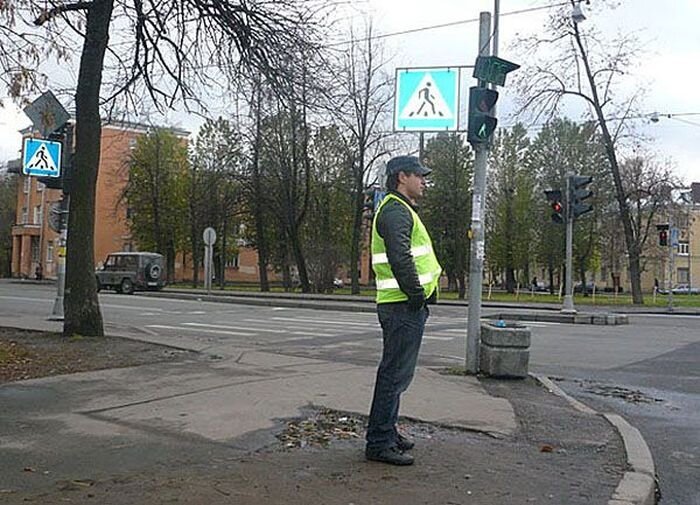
[375,190,436,308]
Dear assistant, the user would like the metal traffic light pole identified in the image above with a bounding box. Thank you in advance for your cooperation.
[466,12,492,374]
[668,216,674,312]
[562,173,576,314]
[49,124,73,321]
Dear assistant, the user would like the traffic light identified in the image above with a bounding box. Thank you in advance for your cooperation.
[467,86,498,145]
[545,189,565,224]
[568,174,593,219]
[363,186,386,218]
[656,223,669,246]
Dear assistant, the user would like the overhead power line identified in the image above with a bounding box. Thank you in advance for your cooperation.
[328,2,570,47]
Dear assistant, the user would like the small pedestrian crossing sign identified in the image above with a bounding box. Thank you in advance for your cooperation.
[394,68,459,131]
[23,138,62,178]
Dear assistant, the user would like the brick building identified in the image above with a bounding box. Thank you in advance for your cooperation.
[9,121,276,284]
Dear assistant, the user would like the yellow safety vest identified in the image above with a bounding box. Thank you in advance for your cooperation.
[371,193,442,304]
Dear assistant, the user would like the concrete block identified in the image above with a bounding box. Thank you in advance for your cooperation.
[480,345,529,378]
[609,314,629,325]
[574,314,593,324]
[480,322,530,348]
[592,314,608,325]
[480,322,531,378]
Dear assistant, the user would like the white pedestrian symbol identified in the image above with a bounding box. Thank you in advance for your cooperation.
[400,73,454,120]
[27,144,58,172]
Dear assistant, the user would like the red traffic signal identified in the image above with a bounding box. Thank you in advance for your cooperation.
[545,189,564,224]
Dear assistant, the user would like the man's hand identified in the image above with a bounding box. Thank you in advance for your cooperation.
[408,293,426,312]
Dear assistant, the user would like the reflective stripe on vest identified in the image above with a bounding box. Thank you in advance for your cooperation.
[371,193,442,304]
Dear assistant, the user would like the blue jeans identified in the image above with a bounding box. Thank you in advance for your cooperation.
[366,302,429,450]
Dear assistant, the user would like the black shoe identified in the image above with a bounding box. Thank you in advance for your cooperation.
[397,433,415,451]
[365,446,414,466]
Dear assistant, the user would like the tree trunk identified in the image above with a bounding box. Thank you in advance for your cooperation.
[250,80,269,292]
[572,22,643,304]
[64,0,114,337]
[457,274,466,300]
[219,217,227,289]
[548,262,555,295]
[350,179,364,295]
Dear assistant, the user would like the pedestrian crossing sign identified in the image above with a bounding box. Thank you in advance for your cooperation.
[22,138,62,178]
[394,68,460,131]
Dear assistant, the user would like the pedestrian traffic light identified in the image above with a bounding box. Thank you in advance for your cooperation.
[467,86,498,145]
[568,174,593,219]
[545,189,565,224]
[656,223,669,246]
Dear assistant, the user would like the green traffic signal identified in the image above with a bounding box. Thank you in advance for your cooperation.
[473,56,521,86]
[468,86,499,145]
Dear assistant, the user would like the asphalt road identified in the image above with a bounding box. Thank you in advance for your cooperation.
[1,281,699,504]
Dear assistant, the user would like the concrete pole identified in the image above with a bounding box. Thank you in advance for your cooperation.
[466,12,492,374]
[493,0,500,57]
[562,173,576,313]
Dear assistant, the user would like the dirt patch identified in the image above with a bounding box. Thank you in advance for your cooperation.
[0,326,190,383]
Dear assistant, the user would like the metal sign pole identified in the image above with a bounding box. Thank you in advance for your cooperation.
[49,195,69,320]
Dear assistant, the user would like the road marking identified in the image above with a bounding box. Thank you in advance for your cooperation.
[100,303,165,311]
[0,295,48,303]
[423,335,454,341]
[183,322,287,333]
[146,324,255,337]
[292,331,337,337]
[271,316,376,327]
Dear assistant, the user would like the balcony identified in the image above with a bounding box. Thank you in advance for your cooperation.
[12,223,41,236]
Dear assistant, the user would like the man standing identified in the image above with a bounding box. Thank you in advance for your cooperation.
[365,155,442,466]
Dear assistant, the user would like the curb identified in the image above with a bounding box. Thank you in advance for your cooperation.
[531,374,657,505]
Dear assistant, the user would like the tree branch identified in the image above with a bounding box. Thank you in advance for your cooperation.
[35,2,93,26]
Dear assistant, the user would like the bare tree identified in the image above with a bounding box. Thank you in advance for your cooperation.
[324,21,393,294]
[0,0,329,335]
[513,0,650,303]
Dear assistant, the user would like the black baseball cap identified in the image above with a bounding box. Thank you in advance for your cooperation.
[385,155,432,176]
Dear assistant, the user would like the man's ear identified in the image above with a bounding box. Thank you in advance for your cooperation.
[397,170,409,185]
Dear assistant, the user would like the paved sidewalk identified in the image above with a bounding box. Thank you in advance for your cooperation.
[0,308,641,504]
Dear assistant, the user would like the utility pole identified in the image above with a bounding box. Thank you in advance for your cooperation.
[466,12,492,373]
[562,173,576,313]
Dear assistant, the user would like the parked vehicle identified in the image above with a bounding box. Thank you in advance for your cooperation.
[573,282,597,294]
[671,284,700,295]
[95,252,166,294]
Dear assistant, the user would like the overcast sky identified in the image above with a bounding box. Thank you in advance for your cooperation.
[1,0,698,184]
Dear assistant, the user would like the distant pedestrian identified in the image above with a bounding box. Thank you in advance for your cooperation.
[35,263,43,281]
[365,156,442,466]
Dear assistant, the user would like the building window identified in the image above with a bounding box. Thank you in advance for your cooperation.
[34,205,42,225]
[678,241,689,256]
[47,241,54,263]
[31,237,40,262]
[21,207,28,224]
[123,242,133,252]
[23,177,30,193]
[126,207,134,219]
[226,253,240,268]
[677,268,689,284]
